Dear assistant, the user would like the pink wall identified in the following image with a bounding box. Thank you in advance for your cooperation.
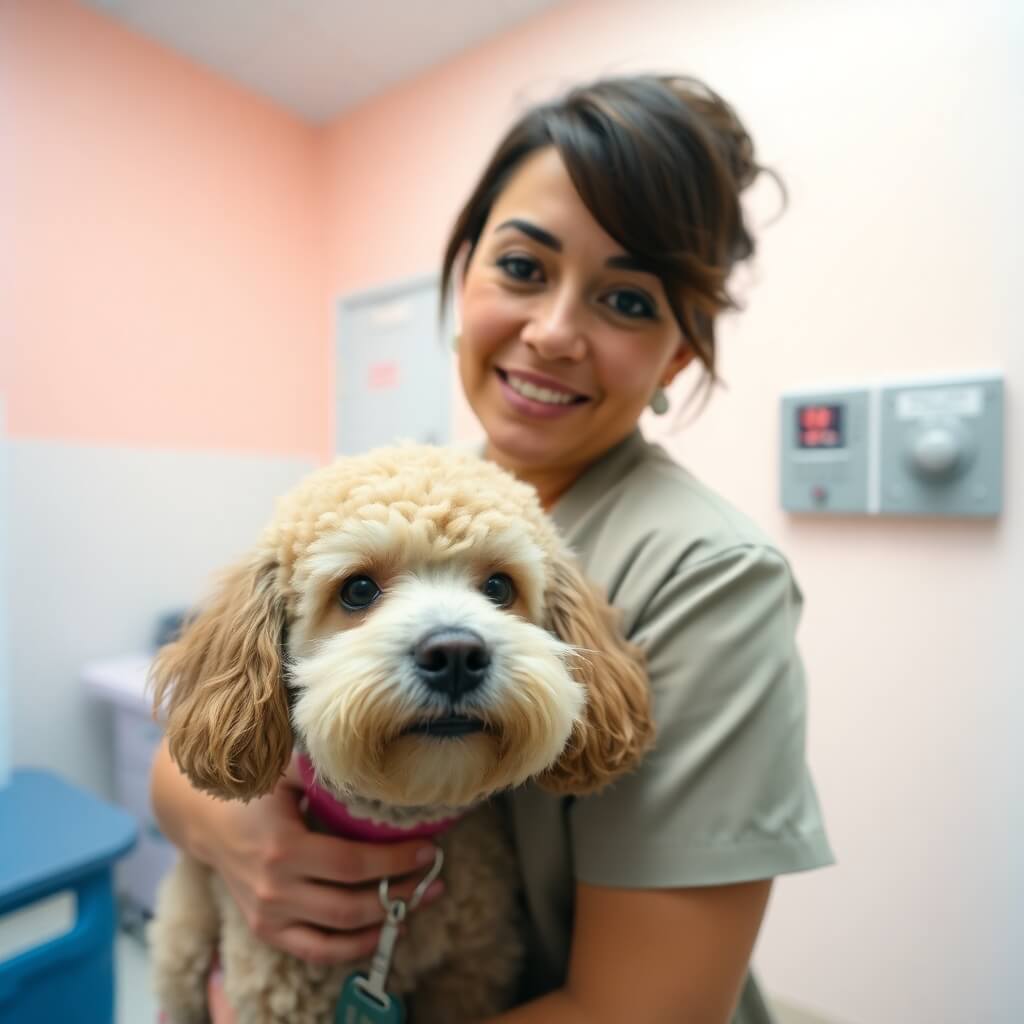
[2,0,328,458]
[323,3,1021,1023]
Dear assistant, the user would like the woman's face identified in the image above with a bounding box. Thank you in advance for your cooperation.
[458,146,690,481]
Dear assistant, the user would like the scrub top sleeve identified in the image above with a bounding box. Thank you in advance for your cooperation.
[570,544,834,888]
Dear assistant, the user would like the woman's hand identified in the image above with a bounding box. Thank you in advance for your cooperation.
[150,740,445,964]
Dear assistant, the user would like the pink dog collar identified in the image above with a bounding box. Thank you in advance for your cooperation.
[296,755,460,843]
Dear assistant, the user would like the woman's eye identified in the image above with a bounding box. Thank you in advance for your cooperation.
[496,255,542,283]
[339,575,381,611]
[481,573,516,608]
[605,289,656,320]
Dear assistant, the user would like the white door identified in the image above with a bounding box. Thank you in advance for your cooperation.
[335,276,452,455]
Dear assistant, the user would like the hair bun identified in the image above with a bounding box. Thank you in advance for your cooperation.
[661,76,760,191]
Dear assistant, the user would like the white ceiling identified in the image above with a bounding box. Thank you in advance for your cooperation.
[81,0,560,123]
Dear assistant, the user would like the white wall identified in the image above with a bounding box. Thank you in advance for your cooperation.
[7,441,315,797]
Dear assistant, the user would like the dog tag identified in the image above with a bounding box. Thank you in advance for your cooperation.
[334,971,405,1024]
[336,905,405,1024]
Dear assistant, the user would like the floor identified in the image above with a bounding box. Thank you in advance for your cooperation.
[115,928,839,1024]
[117,930,159,1023]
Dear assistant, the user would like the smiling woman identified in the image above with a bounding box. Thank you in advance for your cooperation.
[454,147,691,495]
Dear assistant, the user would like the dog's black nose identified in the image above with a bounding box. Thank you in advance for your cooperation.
[413,629,490,699]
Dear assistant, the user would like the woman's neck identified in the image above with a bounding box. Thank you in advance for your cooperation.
[482,444,584,511]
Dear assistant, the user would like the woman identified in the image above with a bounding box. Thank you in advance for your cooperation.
[152,74,832,1023]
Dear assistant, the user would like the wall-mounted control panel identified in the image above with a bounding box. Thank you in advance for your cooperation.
[781,373,1004,517]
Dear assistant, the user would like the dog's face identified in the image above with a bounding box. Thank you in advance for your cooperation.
[152,446,652,808]
[287,505,585,808]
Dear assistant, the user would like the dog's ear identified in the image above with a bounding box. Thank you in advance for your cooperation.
[538,550,654,796]
[149,556,292,801]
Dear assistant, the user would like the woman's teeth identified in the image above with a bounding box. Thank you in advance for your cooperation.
[505,374,578,405]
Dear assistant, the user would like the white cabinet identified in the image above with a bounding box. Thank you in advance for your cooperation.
[82,655,175,917]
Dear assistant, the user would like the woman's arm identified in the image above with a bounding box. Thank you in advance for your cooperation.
[487,879,772,1024]
[150,738,444,964]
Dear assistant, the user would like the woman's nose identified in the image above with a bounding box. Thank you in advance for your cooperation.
[521,293,587,361]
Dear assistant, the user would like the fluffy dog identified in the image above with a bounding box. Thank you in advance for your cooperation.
[149,445,652,1024]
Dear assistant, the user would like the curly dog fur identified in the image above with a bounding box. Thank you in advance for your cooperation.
[150,445,652,1023]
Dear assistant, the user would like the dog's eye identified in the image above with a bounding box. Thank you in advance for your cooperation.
[481,573,516,608]
[339,575,381,611]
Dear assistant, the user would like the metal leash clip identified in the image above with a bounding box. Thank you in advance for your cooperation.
[349,848,445,1014]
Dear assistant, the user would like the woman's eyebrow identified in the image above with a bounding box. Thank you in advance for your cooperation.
[495,219,657,276]
[495,219,562,251]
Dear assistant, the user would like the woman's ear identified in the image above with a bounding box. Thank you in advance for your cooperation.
[149,556,292,801]
[664,342,695,384]
[539,551,655,795]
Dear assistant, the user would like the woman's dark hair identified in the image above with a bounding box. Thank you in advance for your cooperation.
[442,75,781,402]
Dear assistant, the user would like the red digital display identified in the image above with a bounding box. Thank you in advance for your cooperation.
[797,404,845,449]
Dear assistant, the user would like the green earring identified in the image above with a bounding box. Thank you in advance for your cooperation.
[649,388,669,415]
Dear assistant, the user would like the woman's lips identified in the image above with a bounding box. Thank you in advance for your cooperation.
[495,368,590,420]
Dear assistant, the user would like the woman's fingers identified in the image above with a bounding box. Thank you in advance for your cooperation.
[275,922,385,967]
[296,831,441,887]
[293,875,445,932]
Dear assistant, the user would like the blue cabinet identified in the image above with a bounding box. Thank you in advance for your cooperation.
[0,770,137,1024]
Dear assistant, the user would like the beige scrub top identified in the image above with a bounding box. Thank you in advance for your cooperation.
[508,430,834,1021]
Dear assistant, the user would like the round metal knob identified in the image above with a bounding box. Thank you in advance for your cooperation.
[906,423,968,481]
